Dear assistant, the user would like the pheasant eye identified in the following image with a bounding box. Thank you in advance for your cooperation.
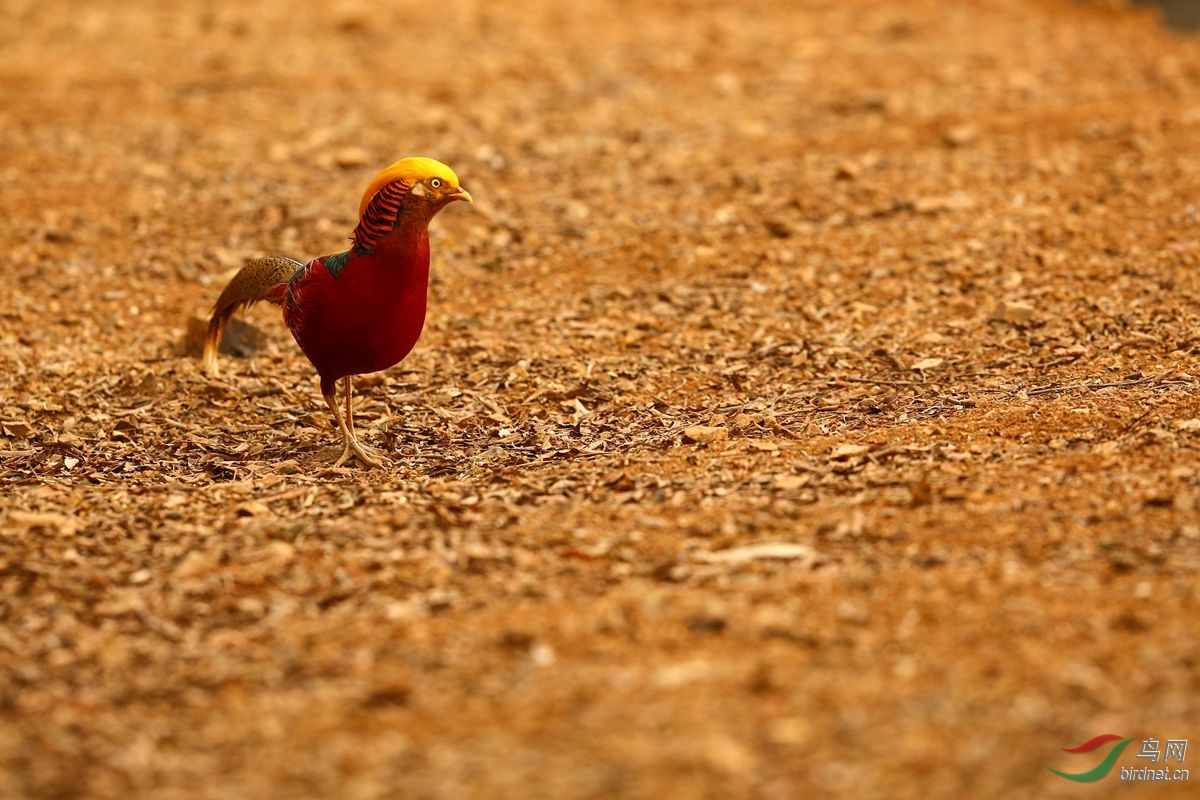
[430,178,442,188]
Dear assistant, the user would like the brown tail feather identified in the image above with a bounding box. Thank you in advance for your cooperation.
[203,256,303,377]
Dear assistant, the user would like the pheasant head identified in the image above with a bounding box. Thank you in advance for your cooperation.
[351,157,472,251]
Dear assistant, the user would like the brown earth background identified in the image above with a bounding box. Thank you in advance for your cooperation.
[2,1,1200,798]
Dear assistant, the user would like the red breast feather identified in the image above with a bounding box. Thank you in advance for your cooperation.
[285,230,431,384]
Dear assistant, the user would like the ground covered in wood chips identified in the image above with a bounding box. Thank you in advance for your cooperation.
[2,1,1200,798]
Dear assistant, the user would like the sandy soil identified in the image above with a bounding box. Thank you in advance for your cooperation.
[2,1,1199,797]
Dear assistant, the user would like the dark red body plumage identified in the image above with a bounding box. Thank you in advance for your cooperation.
[286,225,431,395]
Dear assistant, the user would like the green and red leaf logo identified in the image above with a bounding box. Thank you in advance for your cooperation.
[1046,734,1136,782]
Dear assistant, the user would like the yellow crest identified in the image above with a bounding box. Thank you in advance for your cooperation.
[358,157,462,218]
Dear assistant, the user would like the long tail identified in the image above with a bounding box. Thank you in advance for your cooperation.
[203,256,303,377]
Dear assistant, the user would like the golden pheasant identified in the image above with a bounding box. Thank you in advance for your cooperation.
[203,157,472,467]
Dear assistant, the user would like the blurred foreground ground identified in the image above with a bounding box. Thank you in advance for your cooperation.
[2,1,1199,797]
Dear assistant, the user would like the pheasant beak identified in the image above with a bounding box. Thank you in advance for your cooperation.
[449,186,473,204]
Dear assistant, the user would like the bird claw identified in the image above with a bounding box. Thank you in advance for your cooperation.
[333,438,385,469]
